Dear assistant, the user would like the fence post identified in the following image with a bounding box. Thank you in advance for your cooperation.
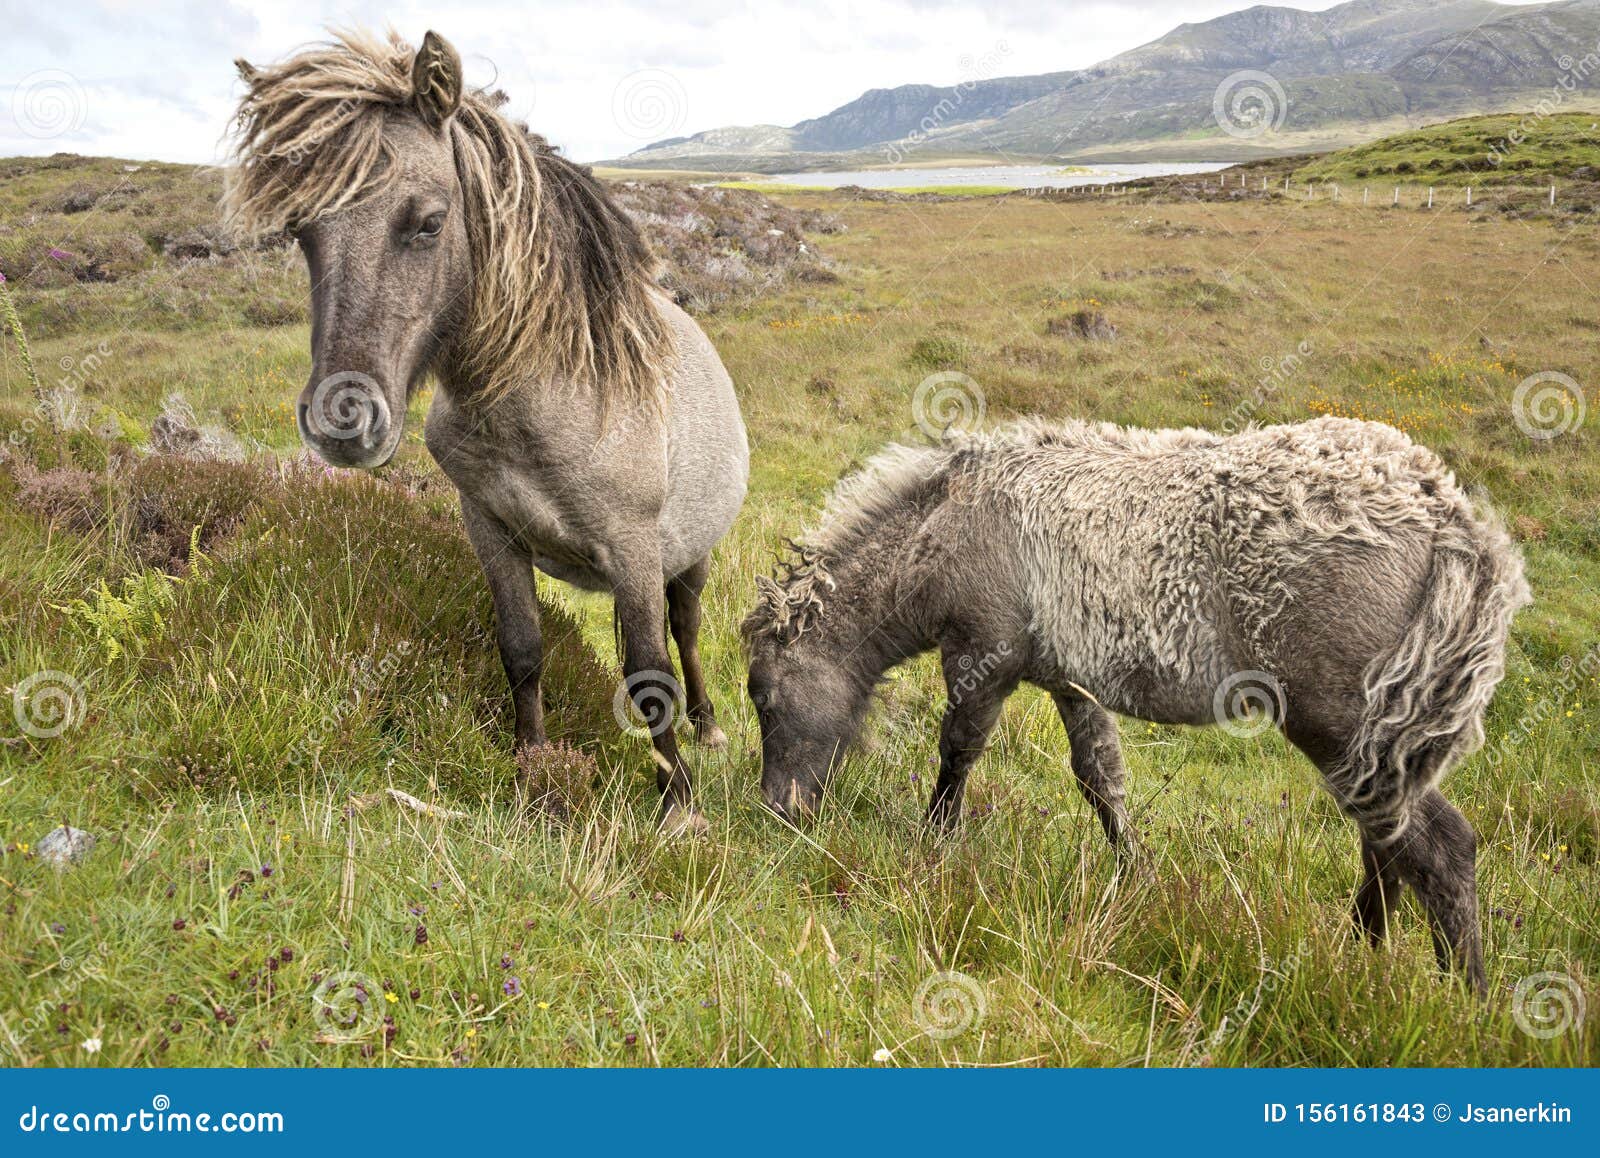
[1466,186,1472,206]
[1393,186,1399,205]
[1363,186,1369,205]
[1551,184,1557,205]
[1427,186,1433,208]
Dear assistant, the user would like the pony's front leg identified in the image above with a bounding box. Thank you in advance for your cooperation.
[927,644,1020,830]
[613,567,703,835]
[462,500,547,764]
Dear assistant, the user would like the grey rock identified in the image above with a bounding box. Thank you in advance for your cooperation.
[37,825,96,866]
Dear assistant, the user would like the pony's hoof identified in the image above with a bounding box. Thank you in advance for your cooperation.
[660,805,710,839]
[695,724,729,750]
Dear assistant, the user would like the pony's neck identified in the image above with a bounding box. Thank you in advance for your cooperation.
[809,523,939,683]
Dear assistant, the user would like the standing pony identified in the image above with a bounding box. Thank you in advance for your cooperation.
[226,30,747,831]
[743,418,1528,990]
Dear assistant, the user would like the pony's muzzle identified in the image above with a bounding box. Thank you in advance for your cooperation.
[297,371,396,466]
[763,780,820,825]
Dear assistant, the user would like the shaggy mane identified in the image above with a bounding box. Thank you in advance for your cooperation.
[223,29,674,409]
[743,441,953,645]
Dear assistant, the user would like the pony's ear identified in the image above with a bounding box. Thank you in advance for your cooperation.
[411,30,463,129]
[234,58,257,83]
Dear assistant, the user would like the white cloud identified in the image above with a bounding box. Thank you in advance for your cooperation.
[0,0,1555,164]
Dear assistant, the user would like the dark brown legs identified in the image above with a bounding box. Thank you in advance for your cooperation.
[1052,691,1130,856]
[462,500,547,760]
[1355,789,1485,994]
[667,557,726,748]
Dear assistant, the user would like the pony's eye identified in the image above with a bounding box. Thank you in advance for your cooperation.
[414,212,445,241]
[751,691,769,709]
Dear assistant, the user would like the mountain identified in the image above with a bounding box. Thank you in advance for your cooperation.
[606,0,1600,171]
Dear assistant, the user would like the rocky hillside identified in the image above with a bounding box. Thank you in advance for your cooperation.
[612,0,1600,170]
[0,153,839,340]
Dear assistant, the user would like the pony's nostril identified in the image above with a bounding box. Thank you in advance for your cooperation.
[360,397,385,449]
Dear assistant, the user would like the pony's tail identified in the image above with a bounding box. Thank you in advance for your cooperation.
[1331,502,1530,839]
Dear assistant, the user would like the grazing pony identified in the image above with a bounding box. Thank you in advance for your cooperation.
[226,31,747,830]
[743,417,1528,990]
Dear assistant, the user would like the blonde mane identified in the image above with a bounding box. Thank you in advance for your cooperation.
[223,29,674,409]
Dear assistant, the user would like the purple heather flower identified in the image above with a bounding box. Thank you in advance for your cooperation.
[502,976,522,997]
[48,248,70,261]
[500,954,513,969]
[50,921,66,934]
[259,864,273,877]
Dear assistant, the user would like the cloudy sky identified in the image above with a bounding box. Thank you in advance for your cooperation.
[0,0,1546,164]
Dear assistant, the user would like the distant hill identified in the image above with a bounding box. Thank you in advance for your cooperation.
[608,0,1600,171]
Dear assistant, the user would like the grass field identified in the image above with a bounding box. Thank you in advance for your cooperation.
[1,161,1597,1067]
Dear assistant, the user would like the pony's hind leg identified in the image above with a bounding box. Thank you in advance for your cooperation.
[1353,831,1404,946]
[1371,790,1486,994]
[666,556,726,749]
[1051,691,1130,856]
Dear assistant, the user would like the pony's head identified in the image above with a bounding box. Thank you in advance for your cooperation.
[226,29,671,470]
[741,548,876,822]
